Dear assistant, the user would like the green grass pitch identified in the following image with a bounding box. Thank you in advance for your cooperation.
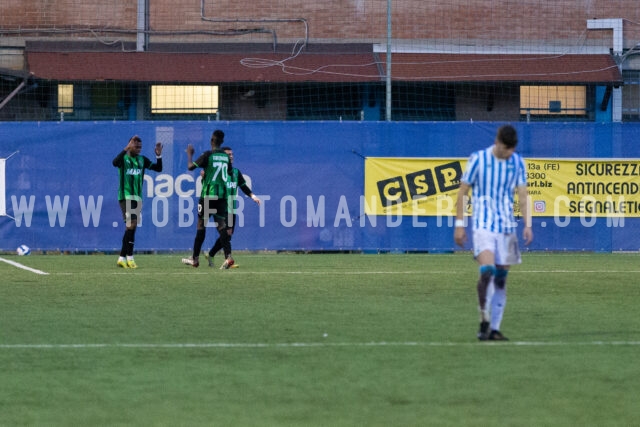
[1,252,639,426]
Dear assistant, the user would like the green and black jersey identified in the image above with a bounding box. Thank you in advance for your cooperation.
[227,167,254,214]
[112,151,162,201]
[194,149,230,199]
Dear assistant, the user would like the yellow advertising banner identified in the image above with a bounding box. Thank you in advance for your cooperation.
[364,157,640,217]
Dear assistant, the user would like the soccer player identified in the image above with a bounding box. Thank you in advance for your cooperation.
[182,129,231,268]
[454,124,533,341]
[204,146,261,269]
[112,135,163,269]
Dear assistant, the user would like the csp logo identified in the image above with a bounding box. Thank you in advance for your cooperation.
[376,161,463,206]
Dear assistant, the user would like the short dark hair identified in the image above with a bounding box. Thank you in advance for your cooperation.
[221,146,232,151]
[211,130,225,147]
[130,135,142,143]
[497,125,518,148]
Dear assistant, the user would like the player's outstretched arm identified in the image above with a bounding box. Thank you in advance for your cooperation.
[186,144,198,170]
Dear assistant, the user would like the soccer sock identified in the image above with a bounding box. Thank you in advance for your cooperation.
[210,238,222,257]
[193,228,206,259]
[119,231,127,257]
[125,228,136,257]
[490,269,508,331]
[485,277,495,318]
[477,264,496,322]
[218,228,232,259]
[223,234,233,259]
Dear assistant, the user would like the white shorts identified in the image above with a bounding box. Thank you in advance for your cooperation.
[473,229,522,265]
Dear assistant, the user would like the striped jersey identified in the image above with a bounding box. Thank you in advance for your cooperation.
[194,149,230,199]
[460,145,527,234]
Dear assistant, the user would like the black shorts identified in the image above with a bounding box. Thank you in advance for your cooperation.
[119,199,141,222]
[198,197,228,226]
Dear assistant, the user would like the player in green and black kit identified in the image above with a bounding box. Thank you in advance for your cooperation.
[204,146,261,269]
[182,129,230,268]
[112,135,163,269]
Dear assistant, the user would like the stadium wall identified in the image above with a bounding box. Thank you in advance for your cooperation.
[1,121,639,253]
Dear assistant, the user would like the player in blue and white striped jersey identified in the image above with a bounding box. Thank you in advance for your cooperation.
[454,125,533,341]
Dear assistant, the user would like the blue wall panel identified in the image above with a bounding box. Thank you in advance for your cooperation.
[1,121,639,252]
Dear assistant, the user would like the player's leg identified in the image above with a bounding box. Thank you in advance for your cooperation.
[205,237,220,267]
[210,239,222,257]
[183,198,207,267]
[124,200,141,268]
[488,266,509,340]
[118,229,130,268]
[117,200,129,267]
[215,203,234,269]
[124,225,137,268]
[487,233,521,340]
[473,229,498,340]
[191,220,206,266]
[476,254,496,340]
[117,200,139,268]
[207,214,234,268]
[222,214,236,260]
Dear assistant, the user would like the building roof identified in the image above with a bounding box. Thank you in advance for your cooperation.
[24,50,622,85]
[25,51,382,83]
[383,53,623,84]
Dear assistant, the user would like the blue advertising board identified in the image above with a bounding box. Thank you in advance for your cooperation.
[1,121,639,252]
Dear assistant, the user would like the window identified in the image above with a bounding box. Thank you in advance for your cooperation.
[622,70,640,122]
[90,83,127,119]
[58,84,74,114]
[151,85,219,114]
[392,83,455,121]
[520,86,586,116]
[286,83,363,120]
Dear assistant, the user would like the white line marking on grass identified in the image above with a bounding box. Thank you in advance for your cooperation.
[50,267,640,276]
[518,270,640,273]
[55,269,640,276]
[0,257,49,275]
[2,341,640,349]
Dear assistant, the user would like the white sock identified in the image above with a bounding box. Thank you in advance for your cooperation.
[126,255,134,261]
[118,256,126,262]
[490,287,507,331]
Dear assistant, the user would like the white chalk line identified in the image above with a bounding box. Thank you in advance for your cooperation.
[1,341,640,350]
[0,256,49,275]
[62,270,640,276]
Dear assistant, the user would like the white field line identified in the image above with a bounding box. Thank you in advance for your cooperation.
[1,341,640,350]
[54,269,640,276]
[0,256,49,275]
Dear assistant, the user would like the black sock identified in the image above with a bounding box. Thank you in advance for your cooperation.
[223,234,233,258]
[124,228,136,256]
[218,229,231,259]
[120,231,128,257]
[193,228,206,259]
[210,238,222,257]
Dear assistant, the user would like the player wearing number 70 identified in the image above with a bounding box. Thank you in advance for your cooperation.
[182,129,231,268]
